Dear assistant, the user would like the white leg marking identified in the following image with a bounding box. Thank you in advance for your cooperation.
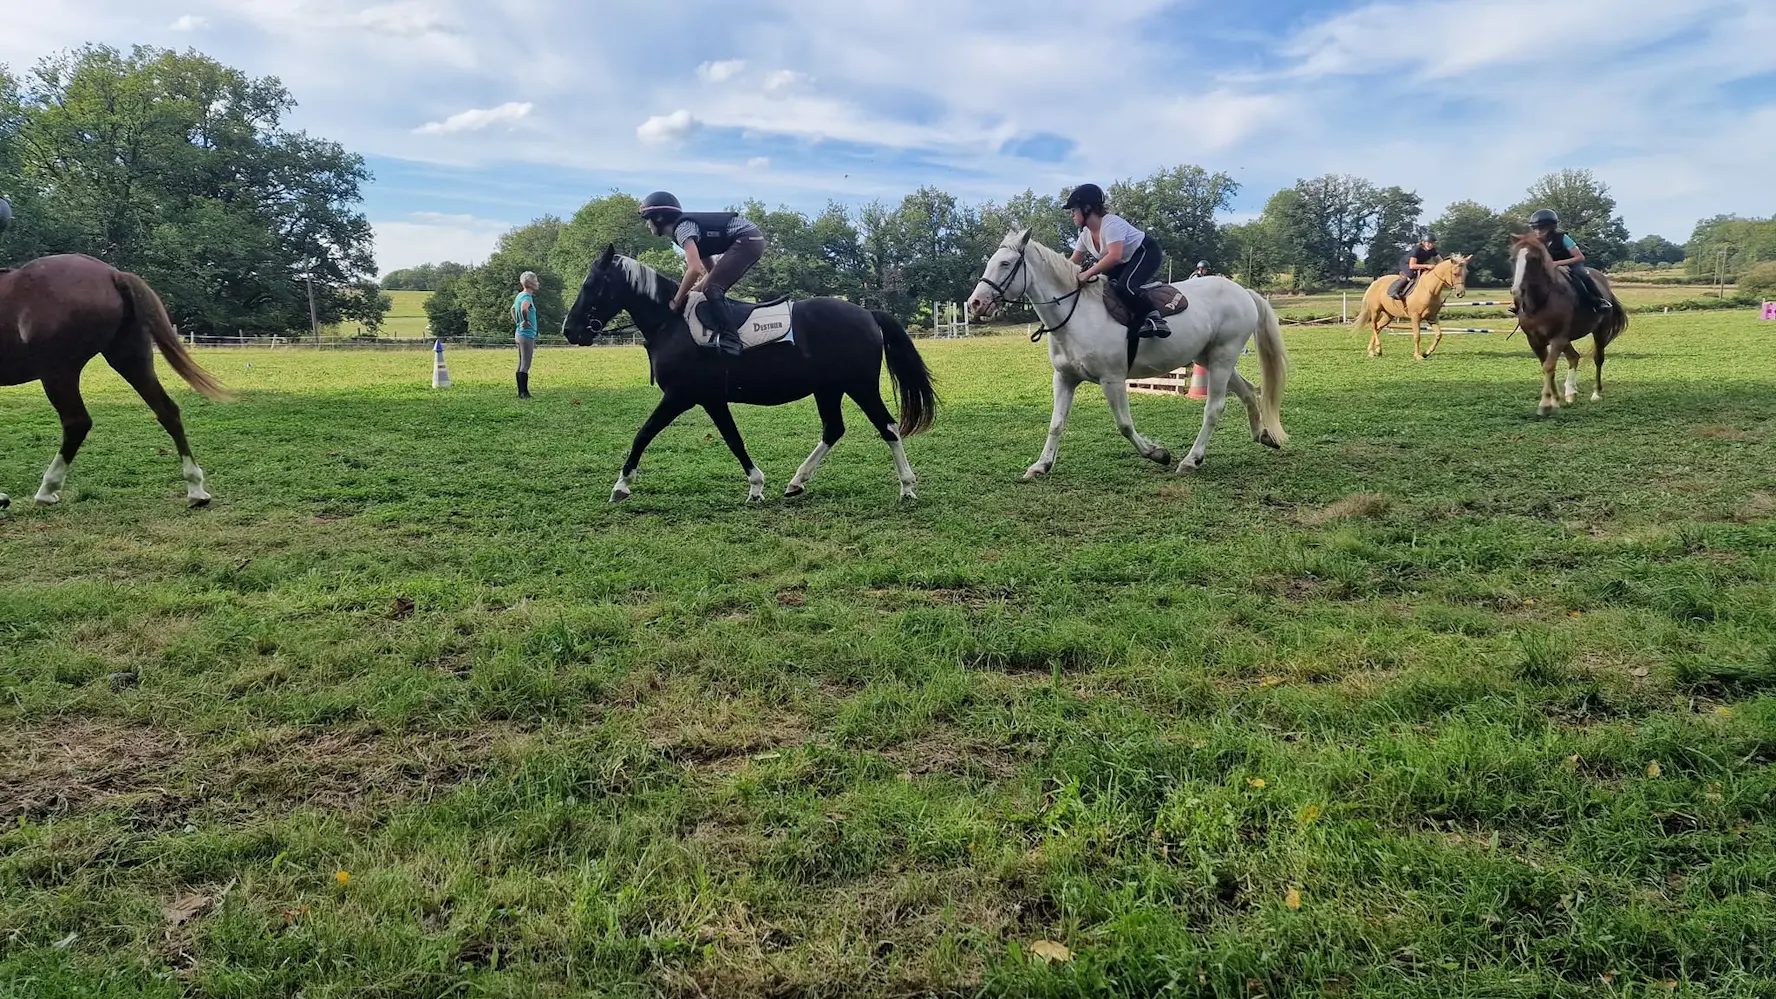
[182,456,212,507]
[886,425,917,500]
[1027,371,1080,479]
[746,466,766,503]
[1564,366,1579,405]
[34,455,70,506]
[0,492,11,510]
[786,441,832,497]
[611,470,633,502]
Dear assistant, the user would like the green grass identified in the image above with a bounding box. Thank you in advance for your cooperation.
[322,289,433,340]
[3,311,1775,998]
[1271,283,1742,321]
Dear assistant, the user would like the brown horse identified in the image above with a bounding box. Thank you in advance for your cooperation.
[1509,234,1627,416]
[1353,254,1470,360]
[0,254,227,509]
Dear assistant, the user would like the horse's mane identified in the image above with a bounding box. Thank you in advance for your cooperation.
[613,254,676,303]
[1006,229,1110,302]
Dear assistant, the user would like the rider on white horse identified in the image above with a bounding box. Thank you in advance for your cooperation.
[1064,184,1170,339]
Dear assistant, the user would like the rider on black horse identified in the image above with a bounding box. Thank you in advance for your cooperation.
[1528,208,1612,312]
[638,191,765,357]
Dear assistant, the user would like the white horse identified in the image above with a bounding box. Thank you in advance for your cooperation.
[965,229,1288,477]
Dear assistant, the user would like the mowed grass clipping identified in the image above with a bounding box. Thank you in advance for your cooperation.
[2,311,1774,998]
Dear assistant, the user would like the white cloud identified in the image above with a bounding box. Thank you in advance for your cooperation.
[698,59,746,83]
[373,212,509,272]
[357,2,456,37]
[414,102,534,135]
[636,109,699,145]
[169,14,208,31]
[762,69,809,93]
[747,157,771,169]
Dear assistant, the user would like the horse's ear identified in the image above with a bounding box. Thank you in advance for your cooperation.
[597,244,615,267]
[1017,228,1032,249]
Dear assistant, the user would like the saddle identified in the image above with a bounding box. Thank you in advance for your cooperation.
[1104,281,1189,328]
[686,291,795,352]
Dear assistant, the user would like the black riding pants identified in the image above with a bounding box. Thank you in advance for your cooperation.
[1106,236,1163,320]
[702,233,765,304]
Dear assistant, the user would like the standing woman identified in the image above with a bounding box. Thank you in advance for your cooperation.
[512,271,539,399]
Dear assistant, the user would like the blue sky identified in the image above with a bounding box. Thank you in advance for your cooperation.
[5,0,1774,272]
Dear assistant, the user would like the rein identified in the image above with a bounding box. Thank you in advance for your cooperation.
[978,243,1089,342]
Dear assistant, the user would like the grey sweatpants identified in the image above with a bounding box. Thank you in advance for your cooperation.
[515,334,536,373]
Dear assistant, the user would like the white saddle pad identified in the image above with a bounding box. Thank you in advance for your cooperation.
[686,292,795,350]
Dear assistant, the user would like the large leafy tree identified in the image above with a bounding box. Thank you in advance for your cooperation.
[1508,169,1630,268]
[1432,200,1513,284]
[0,45,383,335]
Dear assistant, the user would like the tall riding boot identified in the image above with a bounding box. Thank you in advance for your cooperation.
[1141,310,1171,338]
[707,290,743,357]
[517,372,531,399]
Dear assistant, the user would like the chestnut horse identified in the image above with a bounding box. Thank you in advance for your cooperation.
[1509,234,1628,415]
[0,254,227,509]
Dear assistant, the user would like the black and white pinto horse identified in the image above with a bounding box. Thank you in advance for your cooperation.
[562,246,936,502]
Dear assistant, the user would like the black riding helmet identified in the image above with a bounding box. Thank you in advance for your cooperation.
[1529,209,1559,229]
[638,191,683,233]
[1063,183,1105,214]
[0,197,12,235]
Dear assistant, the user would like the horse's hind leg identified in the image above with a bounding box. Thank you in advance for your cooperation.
[104,343,211,506]
[786,390,845,497]
[703,401,766,502]
[848,384,917,500]
[1560,343,1583,405]
[1226,371,1266,444]
[1591,340,1607,402]
[1102,378,1172,467]
[34,372,92,506]
[1177,359,1233,472]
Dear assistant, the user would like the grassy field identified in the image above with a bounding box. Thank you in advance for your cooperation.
[1266,283,1742,322]
[2,311,1774,998]
[321,290,434,340]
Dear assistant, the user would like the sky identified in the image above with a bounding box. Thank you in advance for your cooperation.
[4,0,1774,273]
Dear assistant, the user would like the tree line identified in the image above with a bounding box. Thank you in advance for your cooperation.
[416,167,1759,337]
[0,45,386,336]
[5,46,1765,341]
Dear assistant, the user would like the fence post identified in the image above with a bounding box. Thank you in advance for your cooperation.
[1342,291,1348,324]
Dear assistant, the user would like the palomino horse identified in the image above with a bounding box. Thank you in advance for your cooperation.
[1355,254,1471,359]
[1510,233,1628,416]
[0,254,227,509]
[562,245,936,502]
[965,229,1287,476]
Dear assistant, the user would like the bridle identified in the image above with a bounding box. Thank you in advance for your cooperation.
[975,242,1089,342]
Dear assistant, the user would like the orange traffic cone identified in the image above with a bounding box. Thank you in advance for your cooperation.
[1186,364,1208,400]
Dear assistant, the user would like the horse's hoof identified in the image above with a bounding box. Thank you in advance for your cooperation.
[1260,431,1281,451]
[1591,392,1603,402]
[901,490,918,502]
[0,494,9,510]
[1151,448,1173,466]
[784,484,805,498]
[610,489,631,503]
[34,493,60,506]
[1175,457,1204,474]
[1022,465,1048,481]
[188,496,212,509]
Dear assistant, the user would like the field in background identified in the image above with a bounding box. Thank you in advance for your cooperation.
[3,311,1774,997]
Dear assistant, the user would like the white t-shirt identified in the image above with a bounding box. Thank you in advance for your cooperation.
[1074,213,1145,260]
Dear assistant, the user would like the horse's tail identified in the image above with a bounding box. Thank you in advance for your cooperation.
[1349,291,1375,331]
[115,270,231,400]
[1246,289,1289,447]
[1596,290,1629,349]
[873,310,936,436]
